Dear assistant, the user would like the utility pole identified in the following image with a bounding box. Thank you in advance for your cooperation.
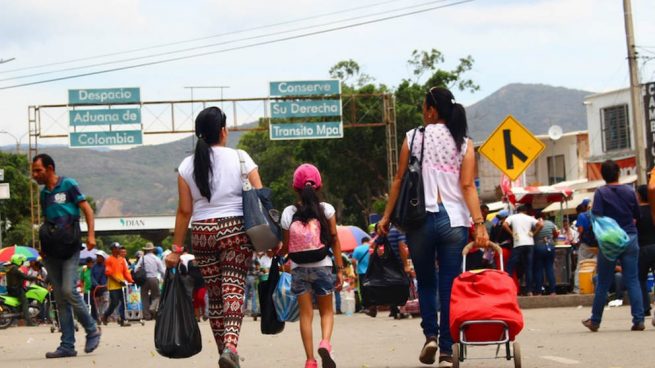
[623,0,647,184]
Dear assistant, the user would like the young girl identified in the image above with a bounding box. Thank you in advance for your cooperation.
[281,163,344,368]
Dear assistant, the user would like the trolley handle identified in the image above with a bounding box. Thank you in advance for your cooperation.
[462,241,504,272]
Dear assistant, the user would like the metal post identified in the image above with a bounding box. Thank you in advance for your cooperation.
[623,0,647,185]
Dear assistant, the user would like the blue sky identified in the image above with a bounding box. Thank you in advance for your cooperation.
[0,0,653,147]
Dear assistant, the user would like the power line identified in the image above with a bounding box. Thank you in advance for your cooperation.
[0,0,473,90]
[0,0,454,83]
[0,0,421,74]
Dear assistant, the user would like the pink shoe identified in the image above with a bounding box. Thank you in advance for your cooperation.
[318,340,336,368]
[305,358,318,368]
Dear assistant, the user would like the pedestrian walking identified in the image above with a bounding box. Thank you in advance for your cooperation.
[91,251,108,321]
[636,183,655,325]
[244,255,261,317]
[582,160,644,331]
[503,205,543,295]
[377,87,489,367]
[80,257,96,319]
[575,200,598,292]
[532,211,558,295]
[279,163,344,368]
[134,242,165,320]
[351,237,374,315]
[166,106,262,368]
[31,153,101,358]
[101,242,134,327]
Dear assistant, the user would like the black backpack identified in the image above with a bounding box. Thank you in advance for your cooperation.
[361,236,410,307]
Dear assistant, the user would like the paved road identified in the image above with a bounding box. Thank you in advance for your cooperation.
[0,306,653,368]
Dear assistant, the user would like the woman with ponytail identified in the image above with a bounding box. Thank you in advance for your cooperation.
[280,163,344,368]
[377,87,488,367]
[168,106,262,368]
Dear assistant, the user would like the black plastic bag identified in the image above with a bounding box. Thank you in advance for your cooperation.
[258,256,285,335]
[361,236,410,307]
[154,268,202,358]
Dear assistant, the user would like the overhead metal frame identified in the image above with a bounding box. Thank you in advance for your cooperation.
[27,93,397,247]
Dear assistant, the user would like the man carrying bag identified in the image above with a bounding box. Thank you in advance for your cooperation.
[33,154,101,359]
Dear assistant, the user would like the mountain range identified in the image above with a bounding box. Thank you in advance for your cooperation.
[10,83,594,216]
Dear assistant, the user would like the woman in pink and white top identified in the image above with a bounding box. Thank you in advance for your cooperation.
[378,87,488,367]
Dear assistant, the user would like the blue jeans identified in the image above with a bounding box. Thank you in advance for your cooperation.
[44,251,97,351]
[245,275,259,314]
[533,244,556,294]
[406,208,468,354]
[591,235,644,325]
[507,246,534,294]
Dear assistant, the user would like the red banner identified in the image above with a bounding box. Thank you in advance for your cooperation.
[587,156,636,181]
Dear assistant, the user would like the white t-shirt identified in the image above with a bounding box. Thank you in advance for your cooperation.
[505,213,538,247]
[178,147,257,221]
[281,202,335,269]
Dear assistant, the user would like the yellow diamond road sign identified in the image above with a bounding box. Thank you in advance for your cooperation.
[478,115,545,181]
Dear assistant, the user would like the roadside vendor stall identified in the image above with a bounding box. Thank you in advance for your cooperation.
[506,185,575,293]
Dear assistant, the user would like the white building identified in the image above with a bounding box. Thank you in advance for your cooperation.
[476,131,589,202]
[583,88,637,180]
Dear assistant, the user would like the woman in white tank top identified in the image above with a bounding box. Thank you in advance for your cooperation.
[378,87,488,367]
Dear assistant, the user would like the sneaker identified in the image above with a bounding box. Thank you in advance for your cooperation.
[305,358,319,368]
[84,328,102,353]
[438,355,454,368]
[631,321,645,331]
[100,315,108,326]
[318,340,336,368]
[119,320,131,327]
[45,347,78,359]
[582,319,599,332]
[608,299,623,307]
[218,348,240,368]
[419,336,438,364]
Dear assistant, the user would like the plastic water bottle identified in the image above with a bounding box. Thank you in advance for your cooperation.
[341,282,355,316]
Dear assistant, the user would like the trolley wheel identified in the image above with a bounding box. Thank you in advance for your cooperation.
[140,320,145,326]
[452,343,460,368]
[50,326,55,333]
[74,324,79,332]
[513,342,522,368]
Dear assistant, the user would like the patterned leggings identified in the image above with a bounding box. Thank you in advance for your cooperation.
[192,217,252,353]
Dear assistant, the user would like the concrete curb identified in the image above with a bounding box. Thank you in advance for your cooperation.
[518,294,595,309]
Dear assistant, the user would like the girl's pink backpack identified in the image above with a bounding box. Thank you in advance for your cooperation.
[288,217,329,264]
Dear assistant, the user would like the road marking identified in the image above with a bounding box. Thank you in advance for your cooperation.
[540,356,581,365]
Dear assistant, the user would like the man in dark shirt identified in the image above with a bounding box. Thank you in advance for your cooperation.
[583,160,644,331]
[636,184,655,324]
[32,153,101,358]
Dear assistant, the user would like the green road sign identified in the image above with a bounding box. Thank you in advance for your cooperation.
[269,80,340,97]
[270,122,343,140]
[70,130,143,147]
[69,108,141,126]
[68,87,140,105]
[271,100,341,118]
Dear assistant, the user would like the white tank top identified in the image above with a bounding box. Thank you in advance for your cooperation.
[405,123,470,228]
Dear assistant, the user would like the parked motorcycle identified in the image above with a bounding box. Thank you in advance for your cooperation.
[0,283,49,328]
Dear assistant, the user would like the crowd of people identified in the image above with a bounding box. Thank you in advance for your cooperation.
[2,85,654,368]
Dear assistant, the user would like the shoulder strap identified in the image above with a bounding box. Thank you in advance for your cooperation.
[236,149,251,190]
[408,127,426,166]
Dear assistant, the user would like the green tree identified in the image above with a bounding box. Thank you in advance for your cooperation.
[0,152,34,246]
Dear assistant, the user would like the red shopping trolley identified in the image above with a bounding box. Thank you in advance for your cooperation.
[449,242,524,368]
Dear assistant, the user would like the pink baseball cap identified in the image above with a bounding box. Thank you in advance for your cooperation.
[293,163,322,191]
